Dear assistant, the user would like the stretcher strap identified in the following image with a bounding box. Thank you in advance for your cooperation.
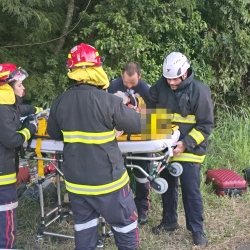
[35,118,47,177]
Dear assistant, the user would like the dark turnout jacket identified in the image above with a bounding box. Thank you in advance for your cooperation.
[47,84,141,196]
[0,95,37,185]
[144,69,214,163]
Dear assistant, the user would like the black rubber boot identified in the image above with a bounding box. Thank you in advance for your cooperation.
[152,221,180,235]
[192,231,208,248]
[138,211,148,225]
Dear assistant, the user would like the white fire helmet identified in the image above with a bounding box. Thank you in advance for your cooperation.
[162,52,190,79]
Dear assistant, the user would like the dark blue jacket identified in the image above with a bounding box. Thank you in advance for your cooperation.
[108,77,150,98]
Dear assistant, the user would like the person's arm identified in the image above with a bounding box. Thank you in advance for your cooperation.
[114,83,159,108]
[142,83,159,107]
[21,105,43,116]
[113,98,141,134]
[47,101,63,141]
[182,86,214,152]
[0,106,36,148]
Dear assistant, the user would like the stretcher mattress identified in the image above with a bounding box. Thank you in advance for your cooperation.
[26,130,180,154]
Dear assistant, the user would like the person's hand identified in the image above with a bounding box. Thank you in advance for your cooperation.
[134,93,141,98]
[114,91,130,104]
[114,128,124,138]
[173,141,186,156]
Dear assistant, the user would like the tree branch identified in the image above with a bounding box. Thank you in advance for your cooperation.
[54,0,75,56]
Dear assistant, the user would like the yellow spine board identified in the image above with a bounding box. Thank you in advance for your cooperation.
[35,118,47,177]
[116,124,179,142]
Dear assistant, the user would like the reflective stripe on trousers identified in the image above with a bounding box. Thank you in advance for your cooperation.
[74,218,99,231]
[0,201,18,212]
[68,184,139,250]
[112,220,138,233]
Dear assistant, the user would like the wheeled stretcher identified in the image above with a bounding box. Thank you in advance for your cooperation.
[22,115,182,246]
[26,129,182,194]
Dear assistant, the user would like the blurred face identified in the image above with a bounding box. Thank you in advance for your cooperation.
[166,71,188,90]
[166,77,182,90]
[12,80,25,97]
[121,71,141,89]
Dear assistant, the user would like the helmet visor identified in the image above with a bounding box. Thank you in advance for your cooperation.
[6,67,28,83]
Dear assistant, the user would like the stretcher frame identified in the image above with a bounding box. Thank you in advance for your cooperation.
[22,136,182,247]
[24,149,114,248]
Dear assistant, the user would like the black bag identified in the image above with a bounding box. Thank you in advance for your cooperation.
[242,168,250,185]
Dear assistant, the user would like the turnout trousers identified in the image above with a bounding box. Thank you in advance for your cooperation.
[0,184,18,249]
[160,162,204,233]
[127,153,153,215]
[68,183,139,250]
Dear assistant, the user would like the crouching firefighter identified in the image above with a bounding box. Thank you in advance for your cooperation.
[47,43,141,250]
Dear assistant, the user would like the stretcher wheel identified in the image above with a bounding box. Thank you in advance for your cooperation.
[169,162,183,177]
[153,178,168,194]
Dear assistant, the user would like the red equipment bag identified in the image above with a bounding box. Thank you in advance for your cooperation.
[17,160,30,185]
[206,169,247,196]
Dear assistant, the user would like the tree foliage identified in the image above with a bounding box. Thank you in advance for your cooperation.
[0,0,250,110]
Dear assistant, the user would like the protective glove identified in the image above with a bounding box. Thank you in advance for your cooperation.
[22,115,37,132]
[114,91,130,104]
[23,123,37,136]
[35,107,43,114]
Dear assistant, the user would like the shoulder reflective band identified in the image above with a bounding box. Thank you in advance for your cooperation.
[62,130,115,144]
[170,153,206,163]
[0,173,16,185]
[74,218,99,231]
[18,128,31,142]
[65,171,129,195]
[112,220,138,233]
[172,113,196,124]
[0,201,18,212]
[189,128,205,145]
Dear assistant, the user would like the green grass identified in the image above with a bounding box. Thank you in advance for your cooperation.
[15,108,250,250]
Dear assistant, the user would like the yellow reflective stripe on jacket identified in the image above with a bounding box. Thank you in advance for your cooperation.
[62,130,115,144]
[189,128,205,145]
[65,171,129,195]
[170,153,206,163]
[35,107,43,114]
[172,113,196,124]
[0,173,16,185]
[18,128,31,142]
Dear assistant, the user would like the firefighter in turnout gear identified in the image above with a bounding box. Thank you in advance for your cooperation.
[47,43,141,250]
[120,52,214,248]
[0,63,42,249]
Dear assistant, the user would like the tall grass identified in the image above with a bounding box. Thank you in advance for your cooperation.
[203,107,250,174]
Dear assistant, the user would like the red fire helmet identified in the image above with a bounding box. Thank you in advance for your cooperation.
[66,43,103,69]
[0,63,28,86]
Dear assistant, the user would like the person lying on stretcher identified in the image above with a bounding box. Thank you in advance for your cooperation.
[114,90,177,141]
